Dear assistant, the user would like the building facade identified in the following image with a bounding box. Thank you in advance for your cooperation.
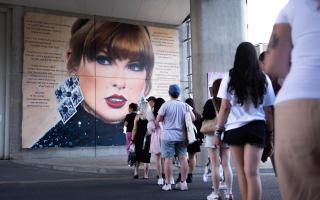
[0,0,247,160]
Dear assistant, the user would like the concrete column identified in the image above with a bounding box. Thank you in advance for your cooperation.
[190,0,247,165]
[190,0,247,110]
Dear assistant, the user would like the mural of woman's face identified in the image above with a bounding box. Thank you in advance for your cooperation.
[76,51,146,123]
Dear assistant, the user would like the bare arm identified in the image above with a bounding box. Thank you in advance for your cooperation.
[216,99,231,128]
[131,116,139,142]
[156,115,164,127]
[264,106,274,133]
[213,99,230,144]
[264,106,275,155]
[264,106,274,147]
[265,23,292,78]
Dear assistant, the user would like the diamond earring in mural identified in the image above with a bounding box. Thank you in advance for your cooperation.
[55,85,68,103]
[65,75,83,107]
[58,98,77,123]
[55,74,84,124]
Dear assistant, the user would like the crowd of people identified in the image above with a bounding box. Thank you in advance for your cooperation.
[122,43,278,200]
[122,1,320,200]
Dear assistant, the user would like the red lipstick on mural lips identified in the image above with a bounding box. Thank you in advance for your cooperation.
[105,94,127,108]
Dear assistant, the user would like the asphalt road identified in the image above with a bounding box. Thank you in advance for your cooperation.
[0,161,281,200]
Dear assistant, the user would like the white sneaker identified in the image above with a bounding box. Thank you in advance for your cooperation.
[157,178,164,185]
[207,192,220,200]
[162,183,172,191]
[203,172,212,182]
[170,176,175,185]
[175,181,188,191]
[203,175,209,182]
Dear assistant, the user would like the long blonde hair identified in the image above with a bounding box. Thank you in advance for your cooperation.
[138,101,149,119]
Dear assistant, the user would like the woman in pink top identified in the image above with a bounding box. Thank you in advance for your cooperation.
[148,98,165,185]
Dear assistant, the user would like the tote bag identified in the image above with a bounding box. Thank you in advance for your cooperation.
[184,105,197,144]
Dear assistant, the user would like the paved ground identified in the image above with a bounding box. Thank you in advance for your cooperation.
[0,156,282,200]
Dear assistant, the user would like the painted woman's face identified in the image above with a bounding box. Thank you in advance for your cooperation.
[76,51,146,123]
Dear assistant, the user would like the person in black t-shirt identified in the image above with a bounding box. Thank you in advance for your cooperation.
[124,103,138,154]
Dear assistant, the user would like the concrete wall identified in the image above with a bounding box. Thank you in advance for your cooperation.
[178,21,191,101]
[9,6,23,158]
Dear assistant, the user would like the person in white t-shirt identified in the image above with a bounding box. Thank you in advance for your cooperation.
[265,0,320,199]
[213,42,275,200]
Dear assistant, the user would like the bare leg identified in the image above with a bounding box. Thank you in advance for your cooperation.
[221,148,233,195]
[144,163,149,178]
[164,157,173,184]
[134,162,140,177]
[244,144,263,200]
[230,146,247,200]
[188,152,196,173]
[161,157,165,177]
[178,155,188,182]
[208,148,220,194]
[155,153,162,177]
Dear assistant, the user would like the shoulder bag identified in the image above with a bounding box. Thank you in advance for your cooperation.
[200,118,217,134]
[185,104,197,144]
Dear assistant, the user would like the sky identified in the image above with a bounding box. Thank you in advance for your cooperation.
[247,0,289,45]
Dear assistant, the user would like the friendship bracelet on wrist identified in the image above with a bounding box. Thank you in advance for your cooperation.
[215,125,225,131]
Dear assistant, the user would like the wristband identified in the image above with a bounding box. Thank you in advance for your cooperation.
[215,125,225,131]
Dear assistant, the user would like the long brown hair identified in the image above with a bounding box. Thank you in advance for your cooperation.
[228,42,267,108]
[211,78,222,112]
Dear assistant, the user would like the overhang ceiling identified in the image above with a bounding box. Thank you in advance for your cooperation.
[0,0,190,25]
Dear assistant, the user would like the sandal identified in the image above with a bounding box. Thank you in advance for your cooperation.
[225,194,233,200]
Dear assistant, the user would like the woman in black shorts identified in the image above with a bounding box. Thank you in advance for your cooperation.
[213,42,275,200]
[185,98,203,183]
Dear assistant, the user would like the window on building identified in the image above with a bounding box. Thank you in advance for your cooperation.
[181,16,192,97]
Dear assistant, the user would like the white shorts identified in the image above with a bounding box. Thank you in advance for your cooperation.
[204,135,229,149]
